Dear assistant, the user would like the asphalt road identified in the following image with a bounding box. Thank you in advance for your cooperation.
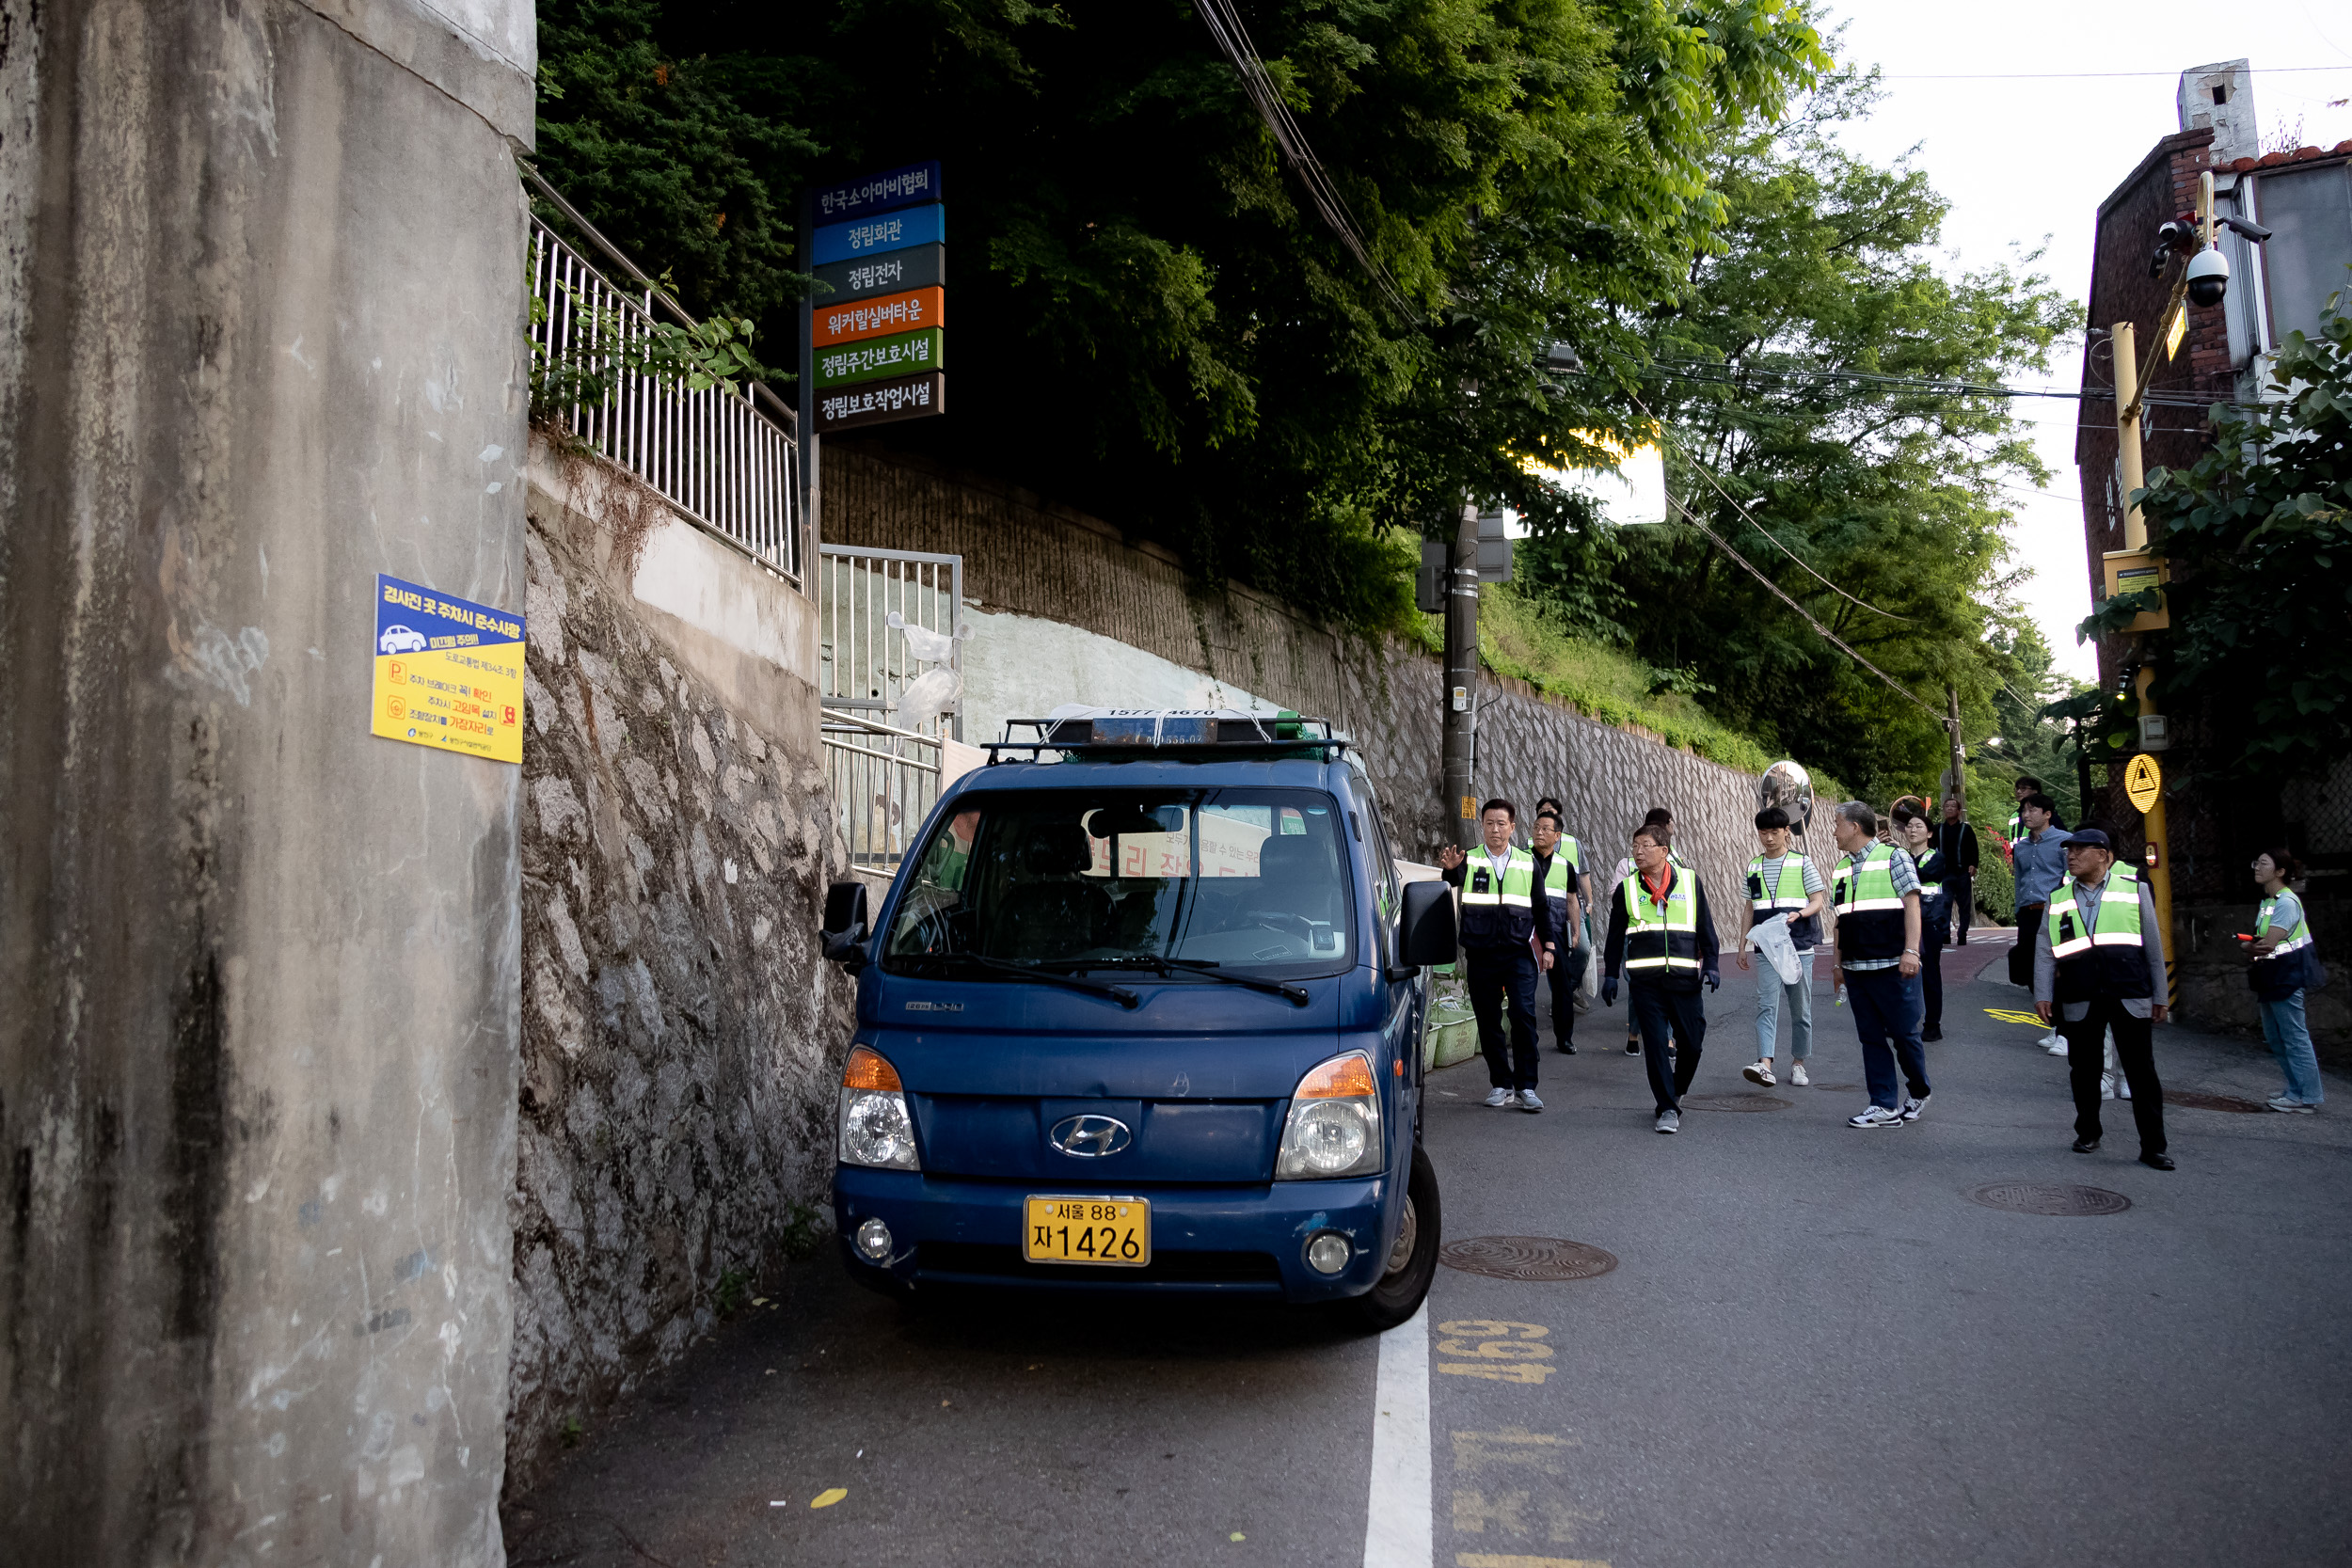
[503,946,2352,1568]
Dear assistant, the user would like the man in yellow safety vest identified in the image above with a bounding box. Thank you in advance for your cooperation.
[1438,800,1548,1113]
[2033,826,2172,1169]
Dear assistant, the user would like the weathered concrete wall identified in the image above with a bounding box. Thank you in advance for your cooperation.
[508,439,850,1495]
[827,443,1832,933]
[960,604,1279,751]
[0,0,534,1561]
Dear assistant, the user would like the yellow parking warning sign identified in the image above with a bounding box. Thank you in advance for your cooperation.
[2123,753,2162,815]
[372,574,525,764]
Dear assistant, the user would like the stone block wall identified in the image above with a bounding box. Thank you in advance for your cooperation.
[508,448,851,1494]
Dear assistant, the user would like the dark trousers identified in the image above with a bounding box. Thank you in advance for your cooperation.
[1468,948,1541,1091]
[1545,946,1586,1047]
[2009,903,2043,988]
[1630,981,1706,1113]
[1845,966,1930,1110]
[1919,922,1946,1034]
[1951,874,1974,943]
[2062,999,2167,1154]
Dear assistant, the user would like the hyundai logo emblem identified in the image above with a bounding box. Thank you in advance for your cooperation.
[1048,1114,1132,1158]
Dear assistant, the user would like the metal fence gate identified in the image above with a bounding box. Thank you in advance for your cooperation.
[818,545,964,740]
[818,545,966,869]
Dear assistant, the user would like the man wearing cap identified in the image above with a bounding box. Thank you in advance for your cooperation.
[2033,826,2173,1169]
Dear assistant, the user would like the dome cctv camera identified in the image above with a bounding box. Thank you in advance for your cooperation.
[2185,245,2229,309]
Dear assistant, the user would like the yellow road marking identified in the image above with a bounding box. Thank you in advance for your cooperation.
[1983,1007,2045,1026]
[809,1488,847,1509]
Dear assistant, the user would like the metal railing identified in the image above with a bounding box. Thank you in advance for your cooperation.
[823,708,943,869]
[818,545,965,739]
[525,175,802,582]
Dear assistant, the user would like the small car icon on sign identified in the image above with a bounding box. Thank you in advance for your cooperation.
[379,625,429,655]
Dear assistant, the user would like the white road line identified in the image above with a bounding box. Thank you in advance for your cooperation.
[1360,1300,1432,1568]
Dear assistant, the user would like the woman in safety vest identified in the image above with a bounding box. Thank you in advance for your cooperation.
[1893,803,1950,1041]
[2249,847,2325,1113]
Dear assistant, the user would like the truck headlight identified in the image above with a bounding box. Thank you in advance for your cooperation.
[839,1045,921,1171]
[1276,1051,1383,1180]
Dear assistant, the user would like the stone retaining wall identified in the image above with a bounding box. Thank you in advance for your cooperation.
[508,448,850,1494]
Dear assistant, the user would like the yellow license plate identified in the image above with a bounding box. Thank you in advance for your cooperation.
[1024,1196,1151,1267]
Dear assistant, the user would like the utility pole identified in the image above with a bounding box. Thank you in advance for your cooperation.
[1944,687,1966,816]
[1442,501,1480,849]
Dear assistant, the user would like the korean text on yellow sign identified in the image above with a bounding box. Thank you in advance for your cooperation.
[372,573,525,764]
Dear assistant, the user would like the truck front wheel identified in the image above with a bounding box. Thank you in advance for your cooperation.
[1350,1143,1440,1330]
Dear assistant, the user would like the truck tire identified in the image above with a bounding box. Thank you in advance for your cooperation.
[1351,1143,1440,1330]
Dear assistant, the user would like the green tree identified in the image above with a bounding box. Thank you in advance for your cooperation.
[1517,69,2077,798]
[532,0,1826,628]
[2084,283,2352,784]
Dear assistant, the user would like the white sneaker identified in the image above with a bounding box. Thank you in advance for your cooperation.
[1654,1109,1680,1133]
[2042,1033,2068,1056]
[1789,1062,1810,1087]
[1483,1086,1516,1109]
[1741,1061,1776,1086]
[2266,1095,2318,1115]
[1848,1104,1904,1129]
[1901,1092,1931,1122]
[1517,1089,1544,1114]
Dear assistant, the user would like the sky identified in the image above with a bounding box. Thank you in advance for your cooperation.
[1820,2,2352,682]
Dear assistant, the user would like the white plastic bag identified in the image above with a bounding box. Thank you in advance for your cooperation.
[1749,912,1804,986]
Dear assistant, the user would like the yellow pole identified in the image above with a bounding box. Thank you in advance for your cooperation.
[2134,668,2175,1006]
[2114,318,2173,1003]
[2115,321,2145,549]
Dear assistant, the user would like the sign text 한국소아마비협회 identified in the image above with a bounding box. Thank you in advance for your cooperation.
[811,160,940,222]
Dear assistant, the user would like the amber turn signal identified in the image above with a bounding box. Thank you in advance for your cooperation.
[1295,1053,1376,1100]
[842,1044,902,1092]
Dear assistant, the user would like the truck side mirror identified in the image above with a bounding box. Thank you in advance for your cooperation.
[821,881,870,970]
[1391,879,1458,974]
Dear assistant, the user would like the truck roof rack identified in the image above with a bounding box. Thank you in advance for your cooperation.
[982,708,1348,761]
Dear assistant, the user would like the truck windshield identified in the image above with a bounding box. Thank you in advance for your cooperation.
[883,788,1353,975]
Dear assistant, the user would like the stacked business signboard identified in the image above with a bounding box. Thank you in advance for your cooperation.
[807,161,946,433]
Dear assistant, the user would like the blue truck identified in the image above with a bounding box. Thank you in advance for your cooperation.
[817,708,1457,1326]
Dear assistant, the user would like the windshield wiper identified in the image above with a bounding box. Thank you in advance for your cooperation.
[914,951,1140,1008]
[1048,956,1311,1007]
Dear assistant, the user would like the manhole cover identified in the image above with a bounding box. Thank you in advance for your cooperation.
[1965,1182,2132,1217]
[1440,1237,1619,1281]
[2166,1090,2265,1114]
[1680,1094,1791,1112]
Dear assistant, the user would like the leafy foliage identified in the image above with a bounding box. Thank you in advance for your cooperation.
[532,0,1827,628]
[1519,70,2076,799]
[2081,282,2352,783]
[529,280,773,413]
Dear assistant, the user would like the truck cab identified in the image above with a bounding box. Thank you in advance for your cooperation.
[818,708,1457,1326]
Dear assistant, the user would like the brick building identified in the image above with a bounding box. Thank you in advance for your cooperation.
[2074,60,2350,1046]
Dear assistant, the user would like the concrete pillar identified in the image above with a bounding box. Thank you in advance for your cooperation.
[0,1,533,1561]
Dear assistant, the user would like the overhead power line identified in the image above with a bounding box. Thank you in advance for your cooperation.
[1643,356,2233,409]
[1883,67,2352,79]
[1188,0,1419,322]
[1634,395,1911,623]
[1661,486,1946,721]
